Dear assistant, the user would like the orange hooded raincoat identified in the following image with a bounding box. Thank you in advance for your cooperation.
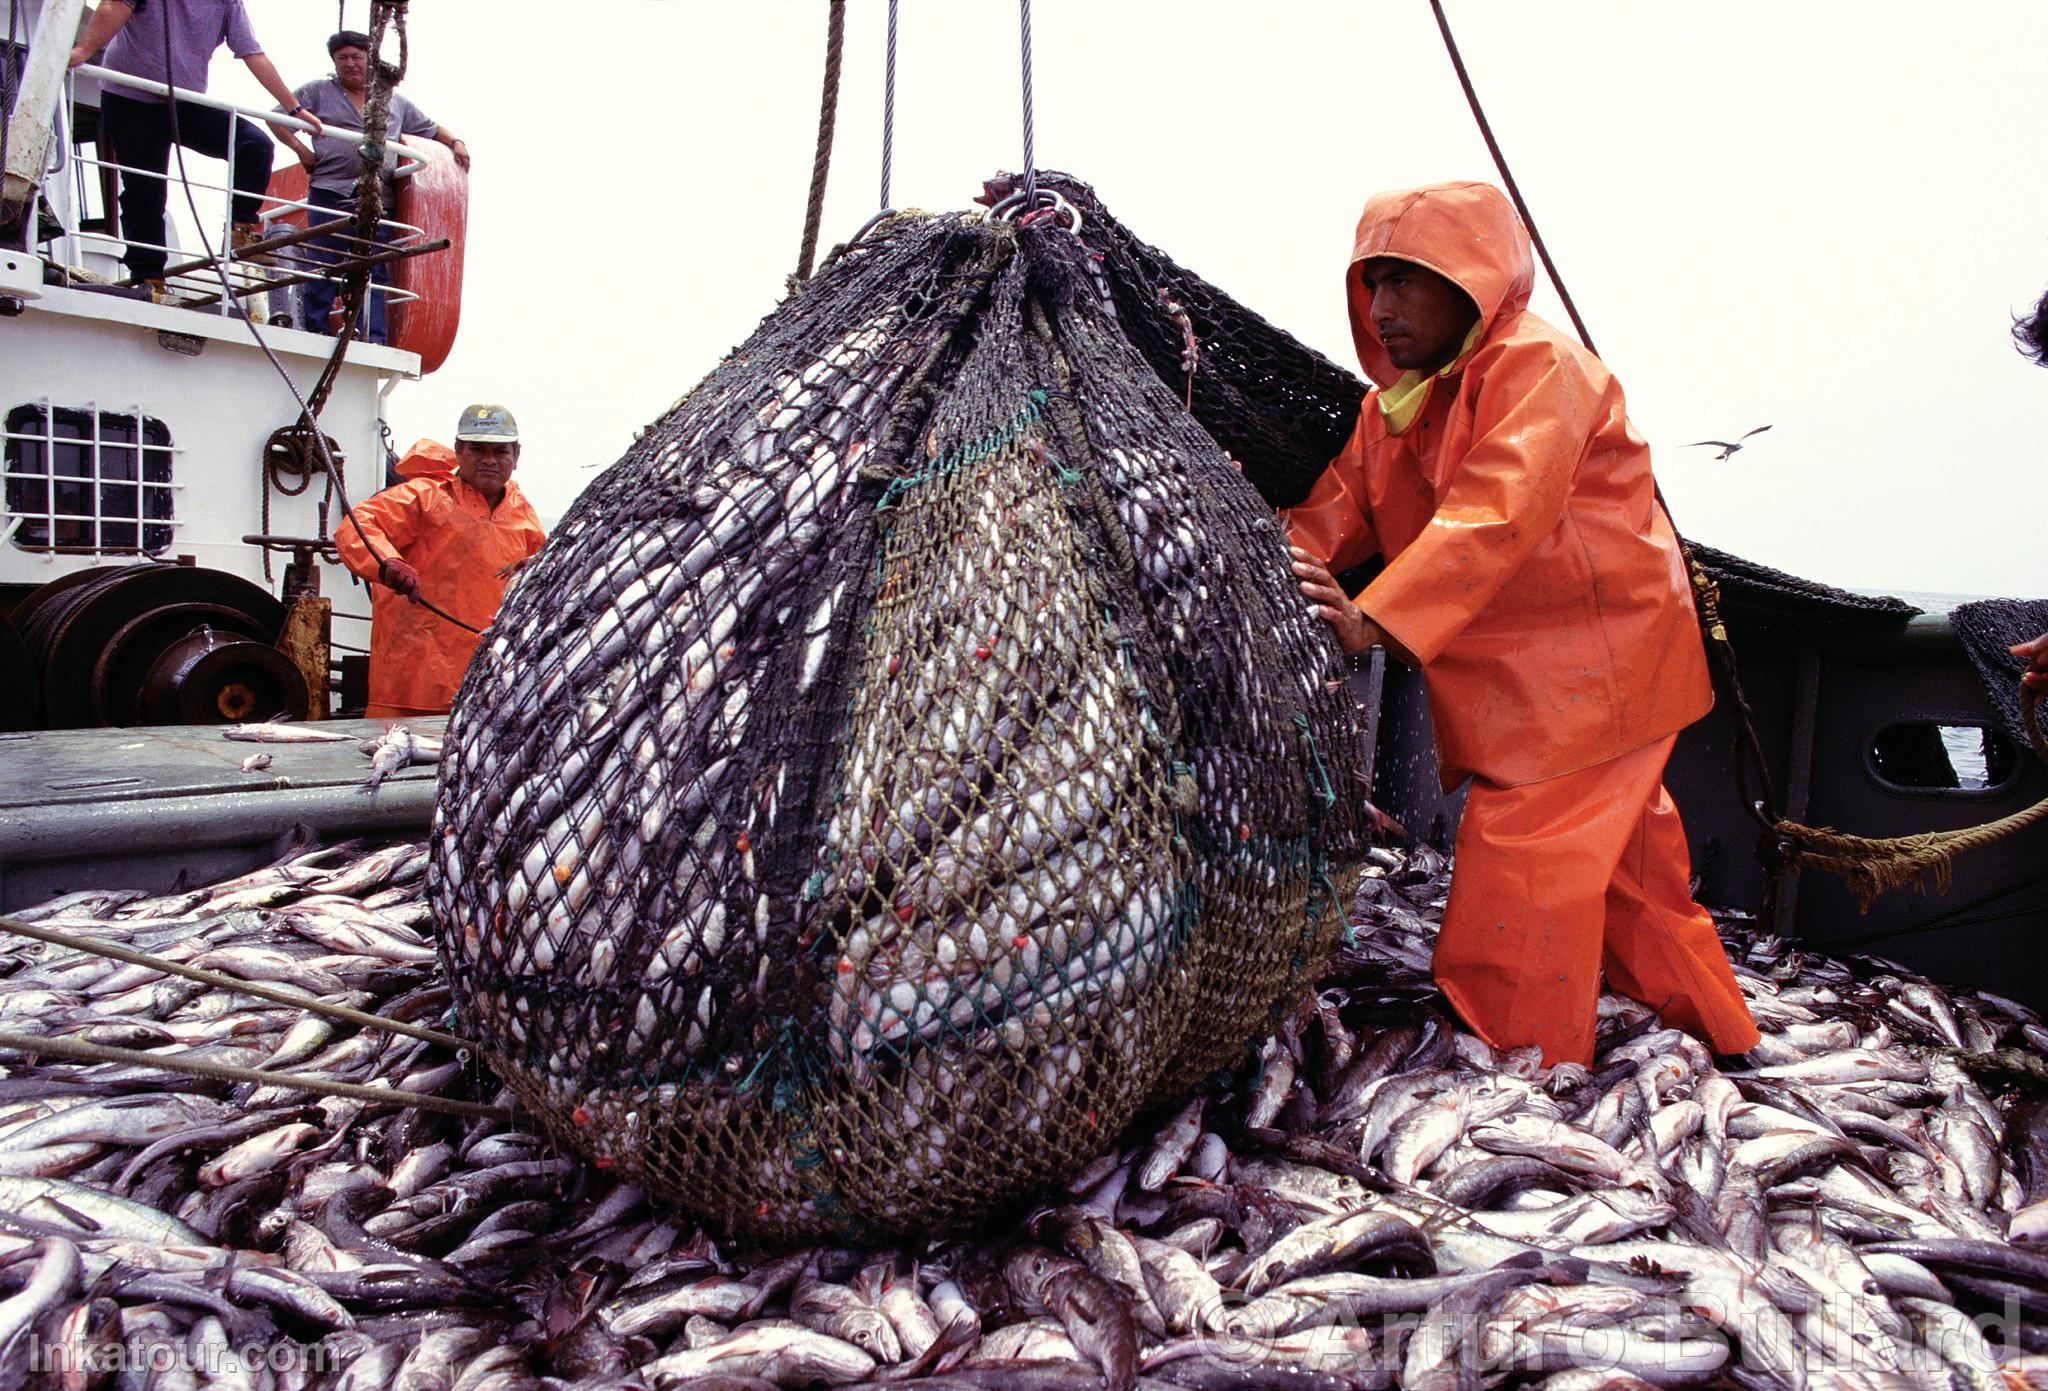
[1285,181,1758,1064]
[333,467,545,718]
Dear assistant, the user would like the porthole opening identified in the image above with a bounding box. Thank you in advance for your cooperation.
[1869,722,2019,793]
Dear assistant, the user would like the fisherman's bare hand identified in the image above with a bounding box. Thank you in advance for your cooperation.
[494,556,530,581]
[2012,632,2048,692]
[1293,547,1372,651]
[1291,546,1418,665]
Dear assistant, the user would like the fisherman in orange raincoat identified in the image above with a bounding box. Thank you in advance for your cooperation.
[333,404,545,718]
[1284,181,1761,1067]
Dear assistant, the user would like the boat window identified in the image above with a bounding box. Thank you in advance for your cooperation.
[3,405,175,554]
[1868,722,2019,794]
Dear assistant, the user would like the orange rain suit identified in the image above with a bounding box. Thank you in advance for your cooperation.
[1284,181,1759,1065]
[332,468,545,718]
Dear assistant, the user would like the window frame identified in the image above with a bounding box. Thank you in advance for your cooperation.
[3,402,178,555]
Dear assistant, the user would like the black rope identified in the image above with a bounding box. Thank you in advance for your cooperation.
[794,0,846,283]
[1421,0,1787,875]
[878,0,898,210]
[1426,0,1597,357]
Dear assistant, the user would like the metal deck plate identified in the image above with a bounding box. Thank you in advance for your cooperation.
[0,718,447,909]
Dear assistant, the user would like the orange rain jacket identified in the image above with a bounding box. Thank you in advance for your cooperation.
[333,471,545,717]
[1284,181,1711,791]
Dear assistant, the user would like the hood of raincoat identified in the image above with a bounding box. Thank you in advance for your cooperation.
[396,439,457,480]
[1346,181,1535,389]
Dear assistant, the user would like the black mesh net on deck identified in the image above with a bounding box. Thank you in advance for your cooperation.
[1953,598,2048,753]
[1681,541,1921,633]
[428,191,1368,1243]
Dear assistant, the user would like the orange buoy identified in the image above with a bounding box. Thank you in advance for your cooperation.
[258,134,466,372]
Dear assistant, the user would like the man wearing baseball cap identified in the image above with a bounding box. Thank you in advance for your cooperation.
[333,405,545,716]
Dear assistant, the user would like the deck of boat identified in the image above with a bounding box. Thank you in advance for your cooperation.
[0,718,445,911]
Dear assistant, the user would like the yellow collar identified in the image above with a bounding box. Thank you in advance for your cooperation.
[1375,323,1484,436]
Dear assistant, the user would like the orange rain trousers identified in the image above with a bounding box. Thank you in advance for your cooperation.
[1433,734,1763,1067]
[332,472,544,718]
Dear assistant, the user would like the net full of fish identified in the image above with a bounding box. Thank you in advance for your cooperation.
[428,189,1372,1241]
[6,843,2048,1389]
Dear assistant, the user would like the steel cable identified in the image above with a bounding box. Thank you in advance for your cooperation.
[1018,0,1037,205]
[878,0,898,210]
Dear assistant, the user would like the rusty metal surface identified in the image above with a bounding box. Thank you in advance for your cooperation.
[275,594,334,721]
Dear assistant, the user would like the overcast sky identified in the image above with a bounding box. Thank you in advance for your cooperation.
[197,1,2046,600]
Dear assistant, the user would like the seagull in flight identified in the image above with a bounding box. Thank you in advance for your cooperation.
[1684,425,1773,461]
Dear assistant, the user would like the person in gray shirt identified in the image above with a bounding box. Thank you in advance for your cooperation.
[273,30,470,345]
[69,0,321,290]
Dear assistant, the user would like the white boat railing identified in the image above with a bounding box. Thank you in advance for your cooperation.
[44,63,430,326]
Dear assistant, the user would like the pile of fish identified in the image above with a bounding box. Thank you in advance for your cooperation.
[1,838,2046,1389]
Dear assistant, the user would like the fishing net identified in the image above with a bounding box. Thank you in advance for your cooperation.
[1007,174,1369,510]
[429,184,1368,1243]
[1953,597,2048,753]
[1680,540,1921,634]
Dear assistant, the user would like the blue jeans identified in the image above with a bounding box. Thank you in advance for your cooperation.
[296,186,392,344]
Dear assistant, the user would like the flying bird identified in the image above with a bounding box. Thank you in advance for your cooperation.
[1684,425,1773,461]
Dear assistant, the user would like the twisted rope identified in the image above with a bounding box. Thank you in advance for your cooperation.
[0,1027,512,1120]
[794,0,846,284]
[1773,687,2048,907]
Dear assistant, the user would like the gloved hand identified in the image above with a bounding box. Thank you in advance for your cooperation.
[378,557,422,601]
